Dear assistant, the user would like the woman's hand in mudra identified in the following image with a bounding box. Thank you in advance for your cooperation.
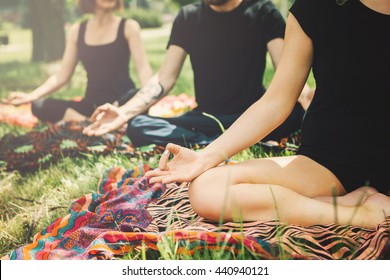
[145,143,208,184]
[2,92,36,106]
[83,103,128,136]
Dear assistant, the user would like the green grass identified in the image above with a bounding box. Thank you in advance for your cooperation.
[0,27,313,259]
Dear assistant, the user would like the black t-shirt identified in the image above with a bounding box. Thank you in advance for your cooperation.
[168,0,285,114]
[290,0,390,167]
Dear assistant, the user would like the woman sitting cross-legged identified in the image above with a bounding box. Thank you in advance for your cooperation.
[146,0,390,229]
[3,0,152,123]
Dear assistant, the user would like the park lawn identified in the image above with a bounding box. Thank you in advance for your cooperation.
[0,28,313,259]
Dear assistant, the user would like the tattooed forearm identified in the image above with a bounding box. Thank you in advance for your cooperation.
[137,82,164,105]
[121,81,164,118]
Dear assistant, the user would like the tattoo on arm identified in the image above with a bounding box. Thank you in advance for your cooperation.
[137,82,164,105]
[123,82,164,117]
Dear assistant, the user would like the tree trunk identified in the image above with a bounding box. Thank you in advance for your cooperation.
[30,0,65,62]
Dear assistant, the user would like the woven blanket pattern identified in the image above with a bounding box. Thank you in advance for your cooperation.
[5,165,390,260]
[0,121,164,172]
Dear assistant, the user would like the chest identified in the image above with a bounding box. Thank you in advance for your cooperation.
[84,21,121,46]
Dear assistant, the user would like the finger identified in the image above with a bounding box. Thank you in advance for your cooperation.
[158,149,170,171]
[145,169,170,178]
[10,100,24,106]
[10,92,22,98]
[82,122,100,135]
[166,143,182,156]
[162,175,187,184]
[93,125,112,136]
[149,175,169,184]
[90,104,110,121]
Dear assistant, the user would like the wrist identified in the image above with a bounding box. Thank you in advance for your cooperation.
[198,148,227,170]
[118,106,133,122]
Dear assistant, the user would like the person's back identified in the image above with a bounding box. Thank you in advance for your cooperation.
[292,0,390,192]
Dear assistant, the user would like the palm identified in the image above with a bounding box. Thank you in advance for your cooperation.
[83,104,127,136]
[146,144,207,184]
[166,147,199,179]
[3,92,32,106]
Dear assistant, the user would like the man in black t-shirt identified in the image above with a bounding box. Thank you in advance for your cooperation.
[84,0,312,147]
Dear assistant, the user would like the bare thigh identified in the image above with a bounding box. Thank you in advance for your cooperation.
[191,155,346,198]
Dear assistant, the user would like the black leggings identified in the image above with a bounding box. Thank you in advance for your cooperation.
[31,89,138,123]
[127,103,304,147]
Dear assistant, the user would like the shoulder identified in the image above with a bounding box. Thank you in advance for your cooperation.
[176,2,203,21]
[67,22,82,44]
[243,0,284,21]
[123,18,141,38]
[180,2,203,15]
[244,0,279,12]
[290,0,338,14]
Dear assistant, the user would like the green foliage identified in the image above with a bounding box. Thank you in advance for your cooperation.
[124,8,163,28]
[14,144,33,154]
[171,0,198,7]
[60,139,78,150]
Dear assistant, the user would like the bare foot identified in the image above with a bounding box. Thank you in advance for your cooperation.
[361,192,390,228]
[62,108,87,122]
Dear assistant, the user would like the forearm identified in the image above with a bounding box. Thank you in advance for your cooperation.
[30,74,67,99]
[199,93,295,168]
[137,65,154,87]
[119,73,173,120]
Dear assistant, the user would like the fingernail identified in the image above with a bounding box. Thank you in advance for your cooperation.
[163,150,169,155]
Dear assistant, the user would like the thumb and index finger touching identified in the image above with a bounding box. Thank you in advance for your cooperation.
[158,143,181,171]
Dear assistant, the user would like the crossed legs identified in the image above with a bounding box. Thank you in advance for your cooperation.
[189,155,390,228]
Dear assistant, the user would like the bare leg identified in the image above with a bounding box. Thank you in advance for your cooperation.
[62,108,87,122]
[189,156,390,228]
[314,186,378,206]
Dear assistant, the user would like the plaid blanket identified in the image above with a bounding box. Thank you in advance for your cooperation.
[4,165,389,260]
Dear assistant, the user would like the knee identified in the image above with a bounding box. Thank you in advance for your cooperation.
[31,99,45,120]
[189,170,224,221]
[126,115,148,146]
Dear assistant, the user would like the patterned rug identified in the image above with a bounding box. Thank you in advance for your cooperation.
[4,165,389,260]
[0,121,164,172]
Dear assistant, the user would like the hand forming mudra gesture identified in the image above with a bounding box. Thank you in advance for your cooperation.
[82,103,128,136]
[145,143,212,184]
[2,92,36,106]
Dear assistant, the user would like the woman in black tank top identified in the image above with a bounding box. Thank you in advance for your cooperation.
[4,0,152,123]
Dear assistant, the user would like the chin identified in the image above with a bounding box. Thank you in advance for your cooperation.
[96,0,117,9]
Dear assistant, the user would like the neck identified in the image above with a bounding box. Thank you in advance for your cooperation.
[210,0,243,13]
[92,9,115,25]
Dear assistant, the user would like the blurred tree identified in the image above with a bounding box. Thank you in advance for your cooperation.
[29,0,65,62]
[128,0,150,9]
[0,0,20,8]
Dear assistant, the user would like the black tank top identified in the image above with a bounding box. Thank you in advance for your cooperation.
[77,18,135,105]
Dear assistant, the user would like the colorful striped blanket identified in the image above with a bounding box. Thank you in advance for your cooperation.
[4,165,389,260]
